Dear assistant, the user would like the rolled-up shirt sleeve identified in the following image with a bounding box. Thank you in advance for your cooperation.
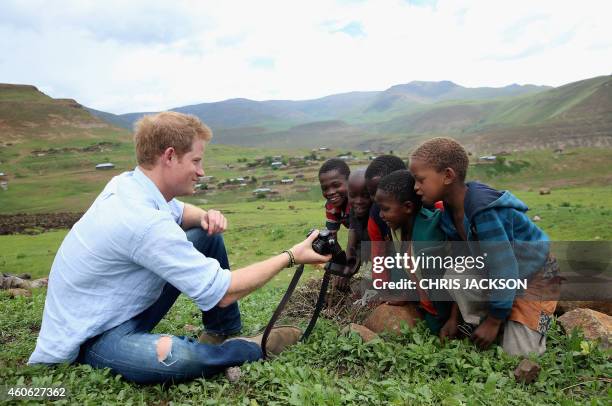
[131,216,231,311]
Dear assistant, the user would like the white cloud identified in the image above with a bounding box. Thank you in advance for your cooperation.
[0,0,609,113]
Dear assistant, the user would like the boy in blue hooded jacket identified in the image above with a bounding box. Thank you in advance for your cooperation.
[409,137,560,356]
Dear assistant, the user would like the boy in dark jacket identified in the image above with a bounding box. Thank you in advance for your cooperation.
[410,137,560,356]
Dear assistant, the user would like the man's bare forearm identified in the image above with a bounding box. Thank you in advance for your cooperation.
[217,253,290,307]
[181,203,206,230]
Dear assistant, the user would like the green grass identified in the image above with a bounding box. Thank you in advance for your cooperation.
[0,140,321,213]
[469,148,612,189]
[1,286,610,404]
[1,127,611,403]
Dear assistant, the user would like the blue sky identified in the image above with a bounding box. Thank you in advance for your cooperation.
[0,0,610,113]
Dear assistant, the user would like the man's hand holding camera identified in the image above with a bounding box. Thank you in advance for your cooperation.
[287,230,333,266]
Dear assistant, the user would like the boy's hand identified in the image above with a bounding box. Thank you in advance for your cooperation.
[439,317,458,341]
[471,316,503,349]
[340,256,360,277]
[332,275,351,291]
[440,302,459,341]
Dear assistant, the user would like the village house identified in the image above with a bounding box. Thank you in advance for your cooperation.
[95,163,115,170]
[478,155,497,162]
[253,187,272,195]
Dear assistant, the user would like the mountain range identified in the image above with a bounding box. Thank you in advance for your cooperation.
[1,75,610,153]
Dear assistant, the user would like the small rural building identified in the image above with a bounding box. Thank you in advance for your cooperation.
[478,155,497,162]
[281,178,294,184]
[253,187,272,195]
[95,163,115,170]
[271,162,283,169]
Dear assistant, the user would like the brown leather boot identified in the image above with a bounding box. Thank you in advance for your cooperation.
[198,331,230,345]
[229,326,302,357]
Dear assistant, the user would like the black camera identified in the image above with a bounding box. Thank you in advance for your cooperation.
[308,229,346,270]
[309,229,340,256]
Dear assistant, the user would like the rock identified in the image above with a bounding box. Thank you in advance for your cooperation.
[341,323,379,342]
[514,359,541,384]
[363,303,422,334]
[532,215,541,222]
[6,288,32,298]
[558,308,611,348]
[29,278,48,288]
[556,301,612,316]
[16,273,31,280]
[225,366,241,383]
[0,275,30,289]
[539,188,551,195]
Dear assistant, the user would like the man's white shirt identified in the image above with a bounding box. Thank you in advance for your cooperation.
[28,167,231,364]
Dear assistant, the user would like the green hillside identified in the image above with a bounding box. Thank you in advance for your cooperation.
[88,79,554,146]
[0,84,124,143]
[1,80,611,215]
[153,75,611,151]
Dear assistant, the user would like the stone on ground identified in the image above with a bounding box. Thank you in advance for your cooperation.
[363,303,422,334]
[514,359,541,384]
[6,288,32,298]
[556,301,612,316]
[558,308,611,348]
[225,367,241,383]
[341,323,379,342]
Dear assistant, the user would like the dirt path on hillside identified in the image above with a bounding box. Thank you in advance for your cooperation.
[0,212,83,235]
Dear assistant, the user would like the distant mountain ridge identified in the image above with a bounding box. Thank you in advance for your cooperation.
[87,76,610,152]
[88,80,550,132]
[1,76,609,153]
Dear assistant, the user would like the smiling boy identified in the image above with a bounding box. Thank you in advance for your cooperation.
[319,158,351,233]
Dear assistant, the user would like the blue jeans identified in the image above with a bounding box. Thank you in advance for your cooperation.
[77,228,263,384]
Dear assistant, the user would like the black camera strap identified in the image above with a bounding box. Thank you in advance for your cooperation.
[261,261,347,359]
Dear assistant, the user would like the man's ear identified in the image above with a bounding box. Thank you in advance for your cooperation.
[443,167,457,185]
[160,147,176,166]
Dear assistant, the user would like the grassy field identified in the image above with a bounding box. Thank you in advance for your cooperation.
[1,190,612,404]
[1,145,611,404]
[2,287,610,405]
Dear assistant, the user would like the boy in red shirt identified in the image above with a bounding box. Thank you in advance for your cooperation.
[319,158,351,233]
